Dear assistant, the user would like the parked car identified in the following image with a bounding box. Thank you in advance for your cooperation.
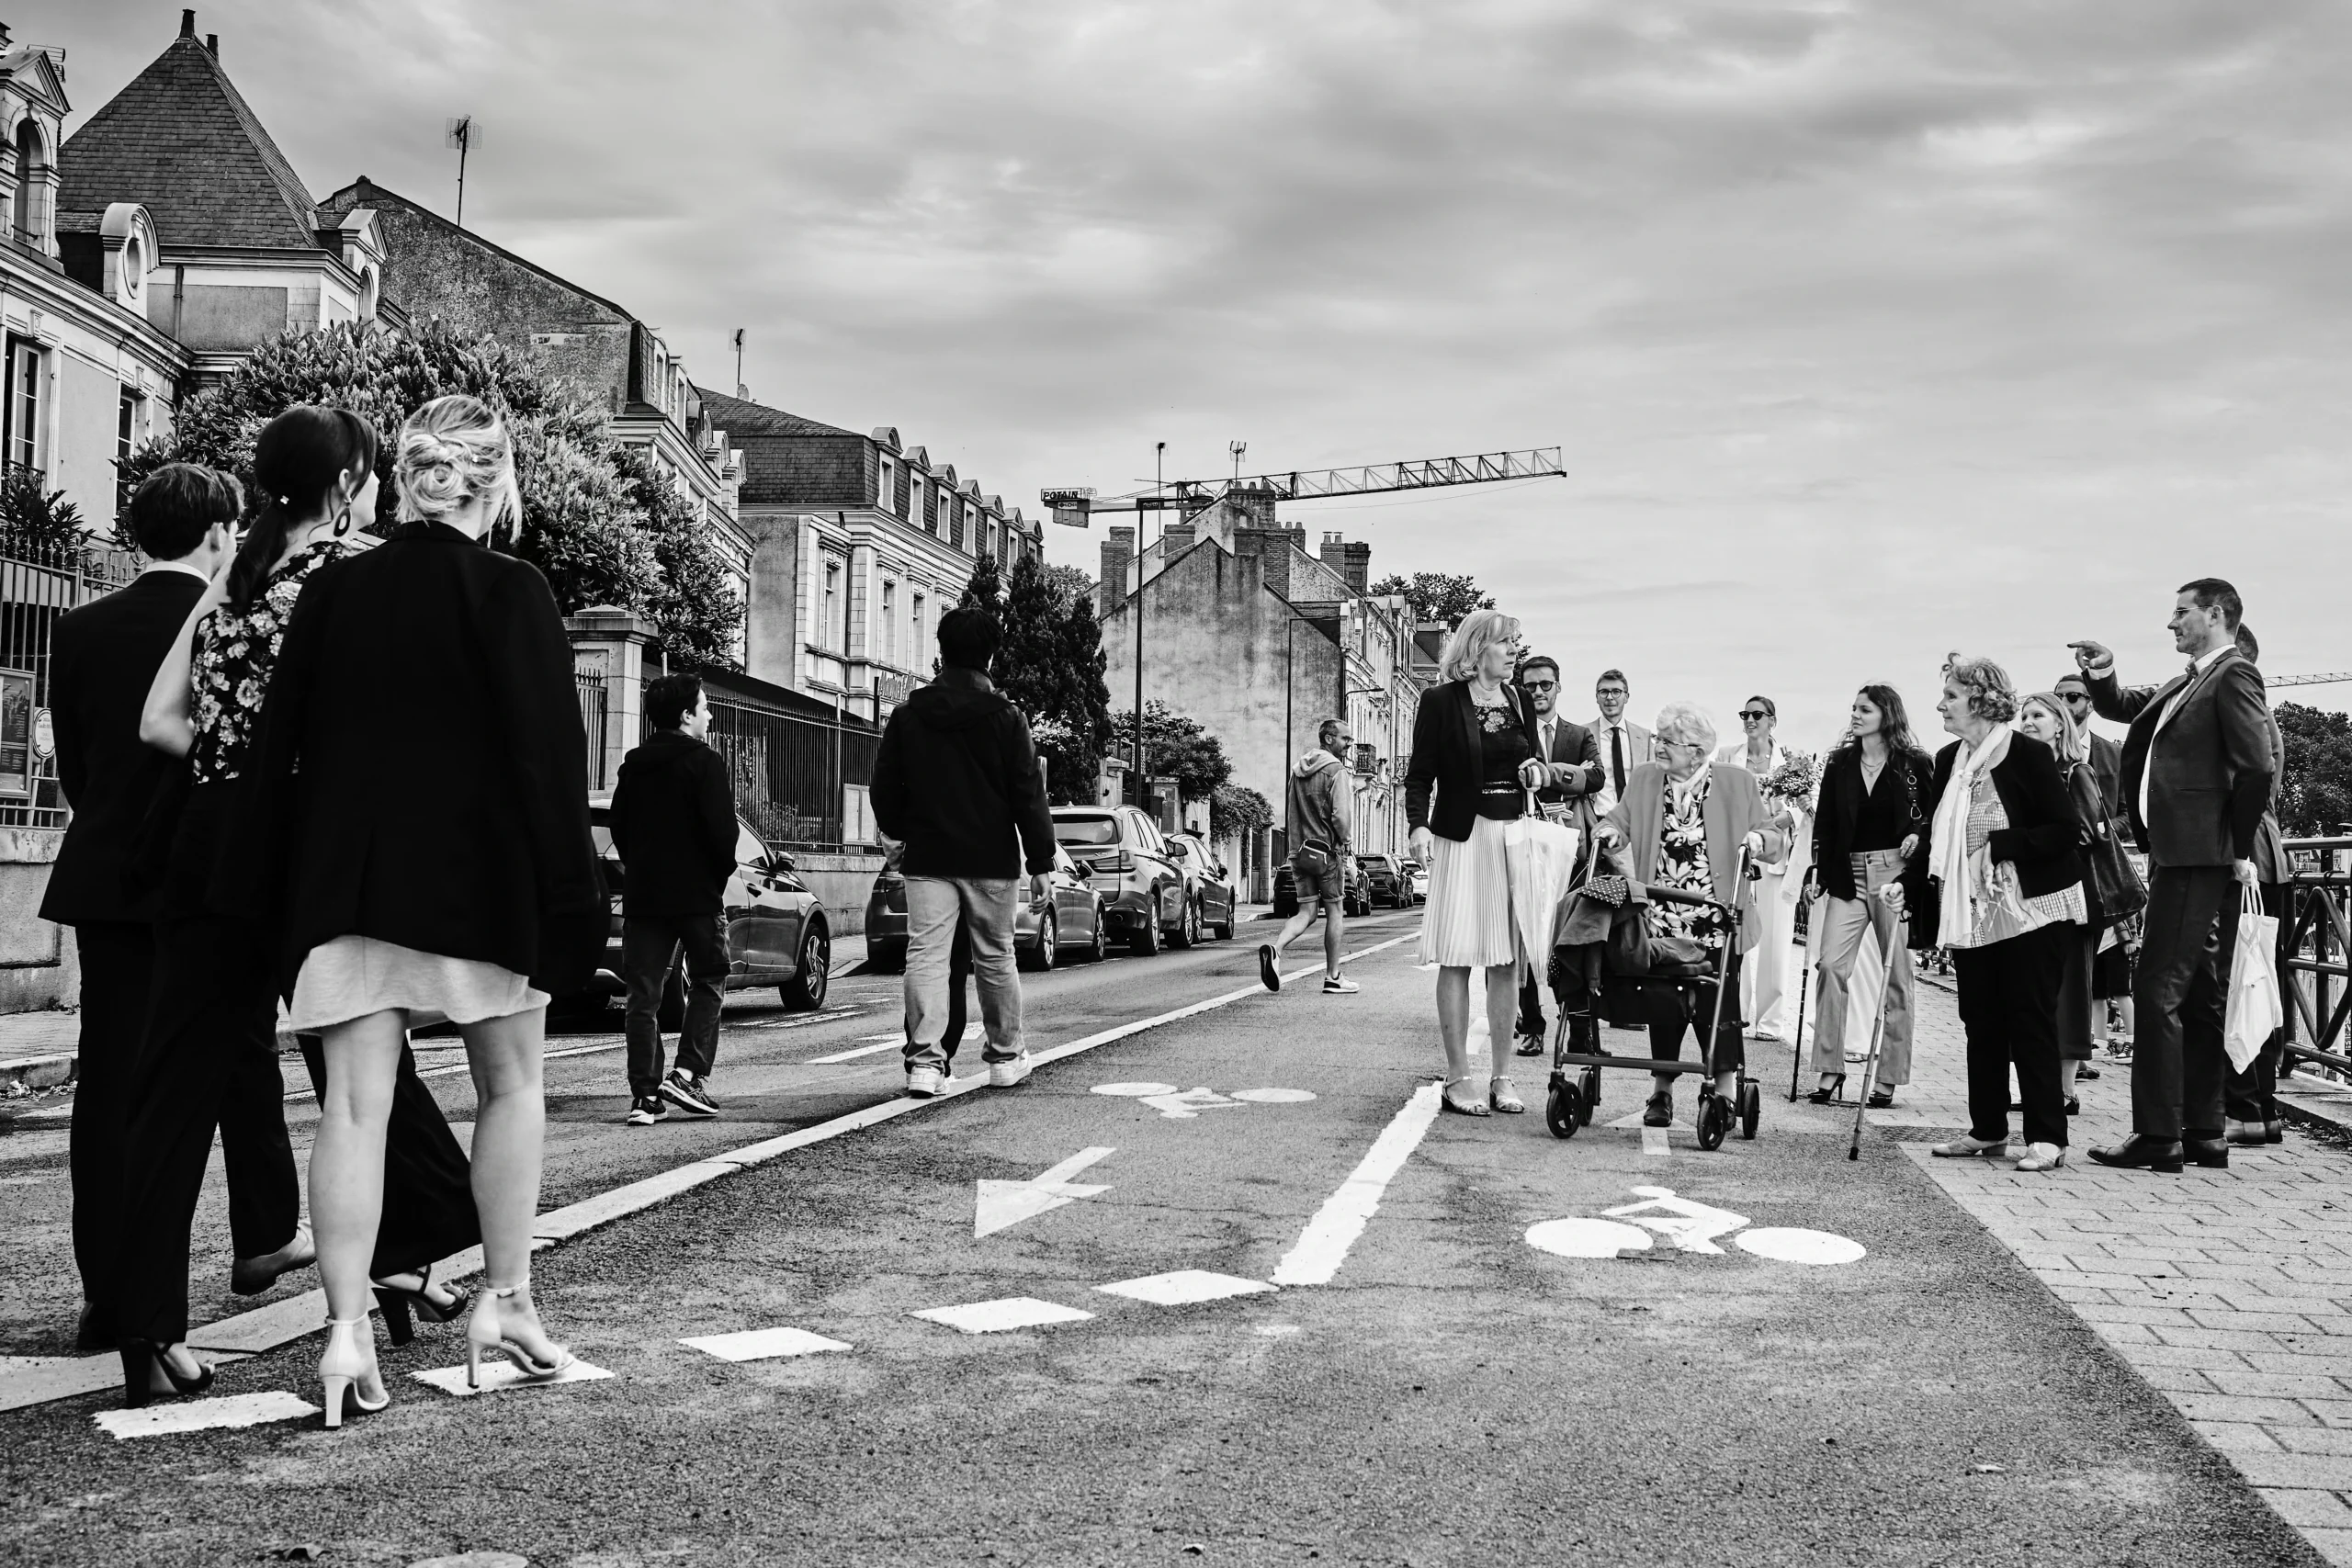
[864,840,910,973]
[1163,831,1238,941]
[1018,845,1113,970]
[583,793,831,1024]
[1402,860,1430,906]
[1359,852,1406,908]
[1050,805,1189,953]
[1272,856,1374,920]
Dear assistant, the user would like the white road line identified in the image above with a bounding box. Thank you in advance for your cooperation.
[1270,1081,1442,1287]
[806,1040,902,1064]
[1641,1125,1672,1157]
[93,1390,319,1439]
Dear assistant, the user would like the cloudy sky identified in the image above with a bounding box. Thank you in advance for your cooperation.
[43,0,2352,748]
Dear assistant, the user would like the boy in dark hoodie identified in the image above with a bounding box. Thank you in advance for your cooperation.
[1260,717,1359,996]
[609,673,738,1122]
[870,607,1057,1097]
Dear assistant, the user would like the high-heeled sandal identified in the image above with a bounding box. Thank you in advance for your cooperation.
[1438,1077,1490,1117]
[466,1280,574,1388]
[1867,1087,1896,1109]
[117,1338,213,1409]
[1489,1076,1526,1114]
[372,1264,471,1348]
[319,1314,390,1428]
[1806,1075,1845,1105]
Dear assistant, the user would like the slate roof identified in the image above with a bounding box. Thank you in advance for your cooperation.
[320,177,639,324]
[695,389,857,440]
[58,33,321,250]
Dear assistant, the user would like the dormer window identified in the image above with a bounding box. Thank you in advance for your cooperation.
[11,118,51,252]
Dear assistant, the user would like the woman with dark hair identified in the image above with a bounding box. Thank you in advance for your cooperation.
[252,395,601,1424]
[112,409,479,1408]
[1805,685,1934,1105]
[1927,655,2087,1173]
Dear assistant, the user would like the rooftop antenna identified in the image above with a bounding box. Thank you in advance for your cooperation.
[1229,440,1246,482]
[732,328,747,399]
[443,116,481,229]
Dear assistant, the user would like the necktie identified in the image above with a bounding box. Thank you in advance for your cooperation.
[1611,727,1625,795]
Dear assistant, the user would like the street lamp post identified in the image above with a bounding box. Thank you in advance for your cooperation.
[1132,441,1165,807]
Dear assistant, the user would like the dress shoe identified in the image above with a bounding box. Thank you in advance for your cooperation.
[2183,1136,2229,1169]
[1642,1090,1673,1128]
[2267,1120,2285,1145]
[2086,1134,2183,1173]
[1514,1032,1545,1058]
[2227,1120,2267,1147]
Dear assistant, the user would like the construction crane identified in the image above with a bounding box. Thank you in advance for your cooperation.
[2268,672,2352,689]
[1042,446,1565,527]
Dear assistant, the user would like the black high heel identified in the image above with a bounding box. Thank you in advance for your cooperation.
[371,1266,470,1348]
[118,1338,214,1409]
[1806,1075,1845,1105]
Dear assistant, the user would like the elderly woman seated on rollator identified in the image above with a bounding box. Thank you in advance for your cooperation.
[1596,703,1787,1128]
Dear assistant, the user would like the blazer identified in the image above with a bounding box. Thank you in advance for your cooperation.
[1405,679,1537,843]
[1928,734,2086,901]
[1603,761,1788,953]
[39,569,207,927]
[244,523,605,993]
[1810,745,1936,906]
[1526,707,1604,806]
[2086,732,2124,820]
[2086,649,2272,868]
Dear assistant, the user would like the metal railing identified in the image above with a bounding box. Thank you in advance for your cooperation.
[0,535,141,829]
[2283,836,2352,1077]
[574,668,610,791]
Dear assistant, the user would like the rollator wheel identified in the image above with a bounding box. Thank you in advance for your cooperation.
[1738,1081,1761,1141]
[1695,1093,1729,1152]
[1577,1066,1602,1119]
[1545,1081,1580,1141]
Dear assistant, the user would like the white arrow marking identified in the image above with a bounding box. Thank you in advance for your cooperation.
[1137,1087,1241,1120]
[974,1146,1115,1237]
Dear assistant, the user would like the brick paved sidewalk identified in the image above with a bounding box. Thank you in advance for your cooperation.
[1890,975,2352,1565]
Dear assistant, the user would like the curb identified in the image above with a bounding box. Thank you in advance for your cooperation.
[0,1052,74,1094]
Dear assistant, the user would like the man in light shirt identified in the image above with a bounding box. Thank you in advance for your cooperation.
[1587,668,1654,820]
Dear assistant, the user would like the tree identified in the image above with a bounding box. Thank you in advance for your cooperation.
[1042,562,1093,607]
[0,467,85,548]
[119,321,744,667]
[960,549,1004,613]
[2278,702,2352,837]
[996,553,1114,805]
[1111,699,1232,805]
[1368,570,1493,629]
[1209,783,1271,844]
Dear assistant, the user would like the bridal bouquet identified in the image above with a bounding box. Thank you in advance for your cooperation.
[1764,749,1821,812]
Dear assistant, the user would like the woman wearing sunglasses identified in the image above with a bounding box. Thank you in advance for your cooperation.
[1715,696,1810,1046]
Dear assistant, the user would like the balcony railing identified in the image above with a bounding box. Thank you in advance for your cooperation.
[2283,837,2352,1077]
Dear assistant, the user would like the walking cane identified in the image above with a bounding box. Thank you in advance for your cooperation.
[1847,914,1896,1162]
[1786,872,1815,1104]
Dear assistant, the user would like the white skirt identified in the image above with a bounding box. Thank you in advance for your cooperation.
[288,935,549,1033]
[1419,814,1522,969]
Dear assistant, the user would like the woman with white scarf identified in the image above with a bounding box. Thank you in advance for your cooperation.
[1926,654,2089,1172]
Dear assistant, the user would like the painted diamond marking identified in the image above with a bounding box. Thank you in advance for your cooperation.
[911,1297,1095,1335]
[93,1390,320,1439]
[412,1359,614,1397]
[1095,1270,1276,1306]
[680,1327,853,1362]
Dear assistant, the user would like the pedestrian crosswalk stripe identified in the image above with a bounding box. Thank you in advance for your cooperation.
[413,1359,613,1397]
[1096,1271,1275,1306]
[94,1390,319,1438]
[681,1327,853,1361]
[912,1298,1094,1334]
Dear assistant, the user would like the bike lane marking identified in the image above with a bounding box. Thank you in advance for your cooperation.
[1271,1081,1443,1287]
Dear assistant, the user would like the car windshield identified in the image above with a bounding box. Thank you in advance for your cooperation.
[1055,815,1119,846]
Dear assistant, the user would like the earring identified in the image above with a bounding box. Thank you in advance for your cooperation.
[332,505,354,538]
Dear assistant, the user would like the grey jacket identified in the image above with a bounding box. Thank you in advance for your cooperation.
[1288,748,1350,855]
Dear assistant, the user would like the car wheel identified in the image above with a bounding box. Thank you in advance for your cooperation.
[1022,913,1057,973]
[1088,907,1110,962]
[1130,906,1161,955]
[656,966,685,1032]
[1212,902,1234,941]
[782,922,830,1010]
[1170,896,1198,949]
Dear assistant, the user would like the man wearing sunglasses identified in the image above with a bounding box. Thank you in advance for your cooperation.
[1510,656,1607,1055]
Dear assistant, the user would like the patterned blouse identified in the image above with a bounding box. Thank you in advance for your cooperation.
[1645,766,1731,951]
[1948,772,2088,951]
[187,539,351,786]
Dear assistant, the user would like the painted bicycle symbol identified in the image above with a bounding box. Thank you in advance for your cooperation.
[1525,1186,1865,1266]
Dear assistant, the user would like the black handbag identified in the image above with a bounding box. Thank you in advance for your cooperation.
[2068,764,2147,924]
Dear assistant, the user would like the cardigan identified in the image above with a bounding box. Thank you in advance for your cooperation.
[1812,745,1936,905]
[1405,678,1538,843]
[1603,761,1787,954]
[241,523,605,994]
[1926,733,2086,902]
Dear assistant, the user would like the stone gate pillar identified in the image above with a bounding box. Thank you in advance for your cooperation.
[564,605,658,792]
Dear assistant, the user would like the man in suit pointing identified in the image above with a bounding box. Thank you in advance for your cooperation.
[2075,578,2274,1175]
[1511,655,1605,1055]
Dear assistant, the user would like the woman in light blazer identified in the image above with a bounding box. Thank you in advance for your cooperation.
[1714,694,1811,1043]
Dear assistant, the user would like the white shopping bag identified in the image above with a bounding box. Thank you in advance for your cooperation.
[2223,886,2280,1074]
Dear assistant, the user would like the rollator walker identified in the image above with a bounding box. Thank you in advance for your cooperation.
[1543,845,1763,1152]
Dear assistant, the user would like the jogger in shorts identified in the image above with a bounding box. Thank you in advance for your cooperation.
[1261,718,1358,997]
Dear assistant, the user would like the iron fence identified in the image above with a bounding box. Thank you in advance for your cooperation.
[0,535,141,829]
[575,668,610,791]
[685,689,880,851]
[2282,836,2352,1078]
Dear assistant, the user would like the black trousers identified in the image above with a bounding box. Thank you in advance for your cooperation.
[623,912,729,1098]
[1544,946,1603,1054]
[1953,923,2070,1148]
[2133,865,2237,1140]
[1645,950,1745,1078]
[113,904,300,1345]
[68,922,157,1314]
[2224,882,2290,1125]
[1517,970,1547,1041]
[296,1038,480,1278]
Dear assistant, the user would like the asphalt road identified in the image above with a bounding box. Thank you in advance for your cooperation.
[0,912,2322,1567]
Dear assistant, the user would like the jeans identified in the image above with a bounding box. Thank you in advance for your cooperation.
[903,876,1023,1072]
[625,913,729,1098]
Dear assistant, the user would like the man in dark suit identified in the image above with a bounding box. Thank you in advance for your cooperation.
[1512,655,1605,1055]
[2075,578,2275,1174]
[40,468,246,1349]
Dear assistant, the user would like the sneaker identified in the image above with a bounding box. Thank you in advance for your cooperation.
[989,1051,1034,1089]
[1259,944,1281,993]
[660,1070,718,1117]
[626,1095,666,1126]
[1322,976,1360,995]
[906,1066,944,1099]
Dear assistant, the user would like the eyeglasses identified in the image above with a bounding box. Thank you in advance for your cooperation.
[1739,710,1770,721]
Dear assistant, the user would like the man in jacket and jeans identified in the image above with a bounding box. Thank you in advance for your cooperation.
[872,607,1057,1098]
[1259,717,1359,997]
[610,672,738,1123]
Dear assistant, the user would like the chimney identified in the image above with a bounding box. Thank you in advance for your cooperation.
[1234,527,1293,601]
[1161,520,1194,555]
[1318,531,1371,595]
[206,34,219,55]
[180,10,196,38]
[1099,525,1135,618]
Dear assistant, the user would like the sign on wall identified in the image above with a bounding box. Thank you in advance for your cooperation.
[0,670,33,798]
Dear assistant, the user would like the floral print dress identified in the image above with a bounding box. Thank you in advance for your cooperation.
[1645,768,1731,952]
[188,540,351,786]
